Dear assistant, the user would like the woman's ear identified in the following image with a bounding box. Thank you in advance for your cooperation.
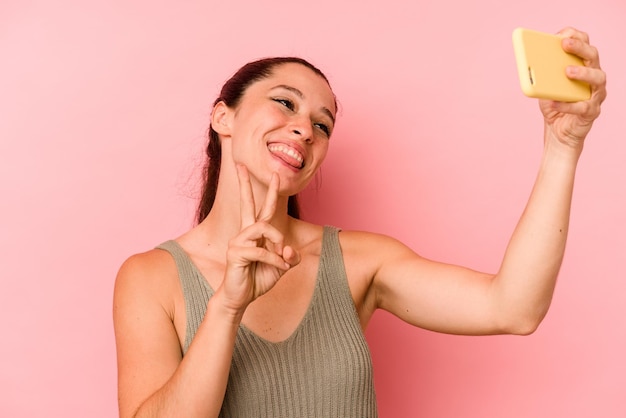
[211,101,233,136]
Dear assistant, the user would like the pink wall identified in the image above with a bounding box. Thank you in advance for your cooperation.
[1,1,624,417]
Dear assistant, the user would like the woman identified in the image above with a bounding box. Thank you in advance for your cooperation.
[113,27,606,417]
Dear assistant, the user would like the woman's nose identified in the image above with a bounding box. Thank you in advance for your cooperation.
[291,118,313,142]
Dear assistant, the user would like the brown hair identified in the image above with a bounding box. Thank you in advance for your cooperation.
[196,57,334,224]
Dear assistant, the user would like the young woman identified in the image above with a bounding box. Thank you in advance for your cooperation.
[113,27,607,417]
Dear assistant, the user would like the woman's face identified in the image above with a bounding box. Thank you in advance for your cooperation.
[224,63,337,196]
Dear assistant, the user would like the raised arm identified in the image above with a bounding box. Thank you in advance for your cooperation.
[367,27,606,336]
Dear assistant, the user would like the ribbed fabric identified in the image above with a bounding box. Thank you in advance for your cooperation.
[157,226,378,417]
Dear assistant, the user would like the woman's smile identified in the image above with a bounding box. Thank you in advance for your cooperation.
[267,142,305,170]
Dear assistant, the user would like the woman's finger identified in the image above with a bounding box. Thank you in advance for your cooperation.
[562,38,600,69]
[557,28,600,69]
[257,172,279,222]
[557,27,589,44]
[230,220,285,253]
[227,245,291,271]
[236,164,257,228]
[566,65,606,87]
[282,245,301,268]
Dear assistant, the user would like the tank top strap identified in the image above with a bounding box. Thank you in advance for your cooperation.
[318,225,365,339]
[156,240,213,352]
[321,225,355,297]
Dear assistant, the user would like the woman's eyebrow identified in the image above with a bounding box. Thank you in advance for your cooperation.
[271,84,335,124]
[272,84,304,98]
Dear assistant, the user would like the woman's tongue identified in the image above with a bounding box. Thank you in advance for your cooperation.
[268,144,303,169]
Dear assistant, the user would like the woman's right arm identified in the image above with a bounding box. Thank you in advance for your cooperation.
[114,166,300,417]
[113,251,242,418]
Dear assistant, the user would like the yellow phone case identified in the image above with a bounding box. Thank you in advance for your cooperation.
[512,27,590,102]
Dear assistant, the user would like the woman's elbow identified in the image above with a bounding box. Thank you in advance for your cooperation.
[502,310,548,336]
[508,319,541,336]
[492,301,550,335]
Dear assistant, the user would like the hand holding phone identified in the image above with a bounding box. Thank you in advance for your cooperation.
[512,28,591,102]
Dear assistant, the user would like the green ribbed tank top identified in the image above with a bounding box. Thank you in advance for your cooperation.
[157,226,378,417]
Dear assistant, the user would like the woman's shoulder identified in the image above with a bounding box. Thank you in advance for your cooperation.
[117,246,177,280]
[337,228,420,270]
[337,228,407,249]
[114,246,180,307]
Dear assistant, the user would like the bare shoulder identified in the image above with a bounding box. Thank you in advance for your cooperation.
[115,248,178,289]
[113,247,180,321]
[117,248,174,276]
[338,229,417,263]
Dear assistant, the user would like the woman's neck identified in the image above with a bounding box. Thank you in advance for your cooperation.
[198,163,293,244]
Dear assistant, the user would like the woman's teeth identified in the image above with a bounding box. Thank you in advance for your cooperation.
[268,144,304,168]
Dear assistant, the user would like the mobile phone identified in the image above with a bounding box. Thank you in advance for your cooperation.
[512,27,590,102]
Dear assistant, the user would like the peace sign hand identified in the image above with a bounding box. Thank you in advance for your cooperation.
[219,165,301,315]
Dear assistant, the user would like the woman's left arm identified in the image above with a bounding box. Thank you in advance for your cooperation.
[492,27,606,332]
[368,27,606,336]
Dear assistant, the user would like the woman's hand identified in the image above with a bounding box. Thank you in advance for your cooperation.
[539,27,607,150]
[219,165,300,316]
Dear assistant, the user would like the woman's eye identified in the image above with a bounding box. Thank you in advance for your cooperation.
[314,123,330,136]
[273,98,294,110]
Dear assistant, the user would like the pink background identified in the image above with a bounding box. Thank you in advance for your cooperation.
[1,1,624,417]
